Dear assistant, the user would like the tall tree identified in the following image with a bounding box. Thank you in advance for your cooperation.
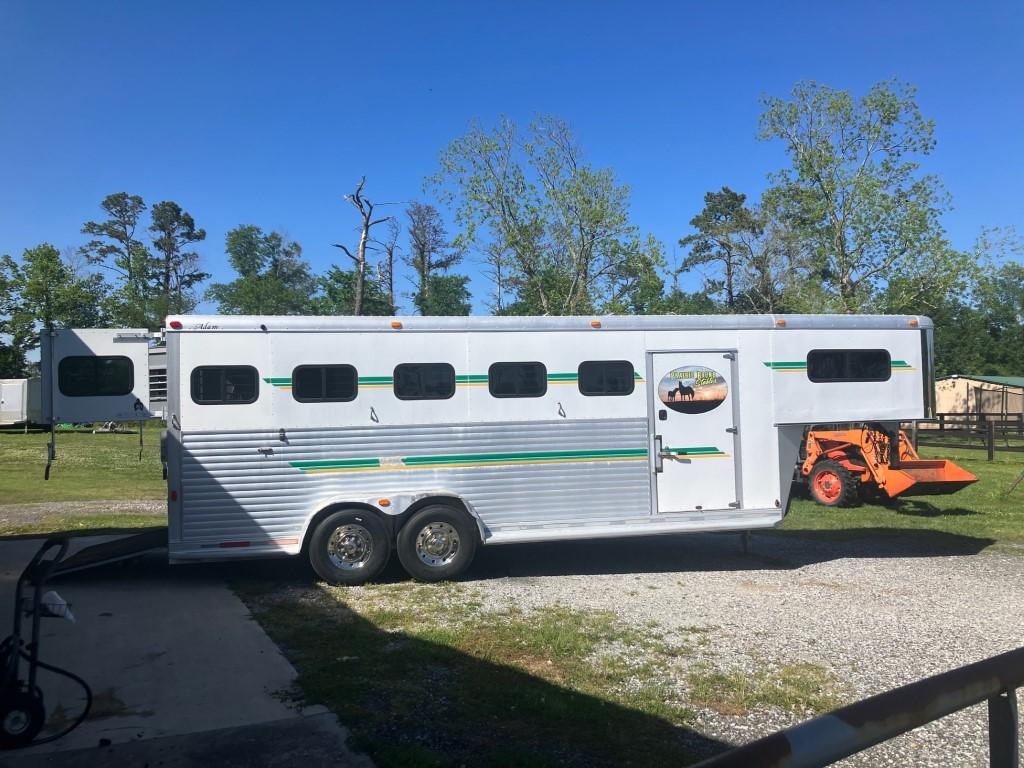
[313,267,395,316]
[433,115,664,315]
[80,192,152,327]
[414,275,472,316]
[148,201,208,320]
[207,226,313,314]
[759,79,967,312]
[405,202,463,312]
[0,244,105,362]
[333,178,392,316]
[374,219,401,311]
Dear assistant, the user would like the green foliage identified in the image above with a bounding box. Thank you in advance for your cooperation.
[80,193,153,327]
[148,201,208,320]
[413,274,472,316]
[759,79,969,313]
[207,226,314,314]
[0,244,106,360]
[432,115,664,315]
[0,341,27,378]
[313,267,395,316]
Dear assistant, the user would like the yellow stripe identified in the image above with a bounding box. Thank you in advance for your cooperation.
[300,455,649,474]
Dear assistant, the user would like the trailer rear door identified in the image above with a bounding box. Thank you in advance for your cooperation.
[41,329,152,424]
[649,350,741,513]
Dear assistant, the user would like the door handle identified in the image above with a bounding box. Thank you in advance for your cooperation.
[653,435,664,473]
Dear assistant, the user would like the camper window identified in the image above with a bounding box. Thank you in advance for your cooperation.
[394,363,456,400]
[191,366,259,404]
[807,349,891,383]
[488,362,547,398]
[58,356,134,397]
[293,365,357,402]
[578,360,635,396]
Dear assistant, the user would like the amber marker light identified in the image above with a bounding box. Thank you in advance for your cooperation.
[591,320,602,328]
[378,498,392,507]
[909,318,920,327]
[774,318,787,327]
[391,321,403,329]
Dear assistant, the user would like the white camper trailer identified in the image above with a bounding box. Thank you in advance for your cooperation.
[41,314,934,584]
[0,378,42,428]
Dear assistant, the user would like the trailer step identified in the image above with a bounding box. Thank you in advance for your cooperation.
[51,527,168,577]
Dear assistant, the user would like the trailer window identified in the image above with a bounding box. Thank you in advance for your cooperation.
[807,350,891,383]
[58,356,134,397]
[394,363,455,400]
[489,362,547,398]
[191,366,259,404]
[578,360,635,396]
[292,365,357,402]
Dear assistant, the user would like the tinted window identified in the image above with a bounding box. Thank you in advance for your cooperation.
[191,366,259,404]
[489,362,547,398]
[578,360,635,396]
[292,365,357,402]
[58,356,134,397]
[394,363,455,400]
[807,350,891,383]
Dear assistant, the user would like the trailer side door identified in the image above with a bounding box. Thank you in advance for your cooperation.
[648,350,741,513]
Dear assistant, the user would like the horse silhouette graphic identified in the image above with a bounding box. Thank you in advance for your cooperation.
[668,382,695,402]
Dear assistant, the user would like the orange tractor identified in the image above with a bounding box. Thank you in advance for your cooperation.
[802,424,977,507]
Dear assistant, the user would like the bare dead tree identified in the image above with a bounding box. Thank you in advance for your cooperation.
[332,177,393,315]
[373,218,401,312]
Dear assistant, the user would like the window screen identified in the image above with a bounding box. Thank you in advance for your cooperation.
[488,362,547,398]
[191,366,259,404]
[292,365,357,402]
[393,363,455,400]
[807,350,891,383]
[58,356,134,397]
[578,360,635,396]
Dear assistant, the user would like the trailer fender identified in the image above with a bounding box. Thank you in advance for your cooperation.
[302,490,486,549]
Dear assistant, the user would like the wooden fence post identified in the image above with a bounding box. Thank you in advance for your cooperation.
[938,413,945,433]
[910,421,919,452]
[988,418,996,461]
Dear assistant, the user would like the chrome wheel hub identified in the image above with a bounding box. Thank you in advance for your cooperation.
[415,522,460,567]
[328,524,373,570]
[4,709,29,735]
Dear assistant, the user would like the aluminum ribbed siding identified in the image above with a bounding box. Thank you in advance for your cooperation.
[179,418,651,542]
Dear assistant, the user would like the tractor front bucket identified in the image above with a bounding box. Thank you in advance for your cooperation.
[881,459,978,498]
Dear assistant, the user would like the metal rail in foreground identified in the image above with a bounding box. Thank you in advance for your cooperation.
[692,646,1023,768]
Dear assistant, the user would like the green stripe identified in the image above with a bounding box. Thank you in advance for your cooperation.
[291,457,382,470]
[402,447,649,466]
[455,374,489,383]
[891,360,911,368]
[664,446,726,456]
[358,376,394,384]
[264,377,292,385]
[763,362,806,369]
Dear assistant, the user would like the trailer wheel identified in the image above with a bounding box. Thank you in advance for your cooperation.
[308,510,390,586]
[396,505,478,583]
[809,460,859,507]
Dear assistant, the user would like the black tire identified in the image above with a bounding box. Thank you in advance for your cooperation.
[308,509,390,586]
[808,460,859,507]
[0,687,45,748]
[396,504,478,583]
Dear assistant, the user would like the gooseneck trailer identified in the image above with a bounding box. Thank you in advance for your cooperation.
[41,314,940,584]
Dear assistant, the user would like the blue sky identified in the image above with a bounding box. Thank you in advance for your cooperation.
[1,1,1021,313]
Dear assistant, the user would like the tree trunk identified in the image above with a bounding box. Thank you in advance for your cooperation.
[354,224,368,316]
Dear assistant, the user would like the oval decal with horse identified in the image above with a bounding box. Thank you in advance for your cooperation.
[657,365,728,414]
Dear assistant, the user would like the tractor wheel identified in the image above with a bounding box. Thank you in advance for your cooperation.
[808,460,859,507]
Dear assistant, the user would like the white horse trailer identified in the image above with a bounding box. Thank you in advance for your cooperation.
[40,314,934,583]
[0,378,42,428]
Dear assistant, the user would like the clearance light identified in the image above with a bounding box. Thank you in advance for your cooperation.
[391,321,403,329]
[378,498,392,507]
[774,318,787,327]
[169,320,183,330]
[909,318,920,327]
[591,320,602,328]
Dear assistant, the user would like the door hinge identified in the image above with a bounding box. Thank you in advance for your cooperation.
[728,501,741,508]
[723,352,736,360]
[726,426,737,434]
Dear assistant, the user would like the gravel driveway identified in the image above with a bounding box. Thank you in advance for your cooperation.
[460,530,1024,767]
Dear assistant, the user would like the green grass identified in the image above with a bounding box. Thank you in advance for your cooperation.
[782,441,1024,545]
[0,514,164,537]
[238,580,719,767]
[687,662,841,717]
[0,423,165,504]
